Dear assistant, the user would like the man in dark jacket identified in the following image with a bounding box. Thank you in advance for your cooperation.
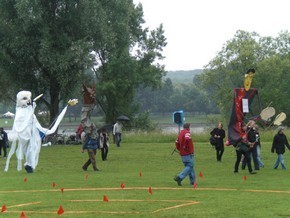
[174,123,195,186]
[271,126,290,170]
[234,122,256,174]
[210,122,226,162]
[242,120,260,170]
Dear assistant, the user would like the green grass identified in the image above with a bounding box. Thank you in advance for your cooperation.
[0,132,290,217]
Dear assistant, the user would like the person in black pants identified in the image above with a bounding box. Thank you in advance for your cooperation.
[210,122,226,162]
[242,120,260,170]
[0,127,8,158]
[234,123,256,174]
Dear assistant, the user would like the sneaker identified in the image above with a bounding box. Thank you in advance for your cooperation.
[174,176,182,186]
[249,171,257,174]
[82,166,87,171]
[25,165,33,173]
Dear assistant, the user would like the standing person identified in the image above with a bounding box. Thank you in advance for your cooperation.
[174,123,195,186]
[81,123,99,171]
[113,121,123,147]
[242,120,260,170]
[99,128,109,161]
[210,122,226,162]
[255,124,264,168]
[76,124,83,142]
[234,123,256,174]
[0,127,9,158]
[271,126,290,170]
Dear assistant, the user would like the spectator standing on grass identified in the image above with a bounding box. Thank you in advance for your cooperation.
[234,122,256,174]
[210,122,226,162]
[174,123,195,186]
[242,120,260,170]
[271,126,290,170]
[255,124,264,168]
[113,121,123,147]
[0,127,8,158]
[99,128,109,161]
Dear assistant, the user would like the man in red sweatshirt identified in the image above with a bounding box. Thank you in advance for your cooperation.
[174,123,195,186]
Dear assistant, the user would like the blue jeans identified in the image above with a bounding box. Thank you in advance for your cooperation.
[178,154,195,184]
[273,154,286,170]
[256,145,264,167]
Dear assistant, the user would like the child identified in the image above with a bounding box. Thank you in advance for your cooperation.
[271,126,290,170]
[99,128,109,161]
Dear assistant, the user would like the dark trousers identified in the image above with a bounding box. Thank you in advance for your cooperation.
[216,146,224,161]
[234,149,253,173]
[115,133,122,147]
[0,142,7,157]
[101,145,109,161]
[242,146,259,170]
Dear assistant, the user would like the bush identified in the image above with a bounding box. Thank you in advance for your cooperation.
[130,111,157,131]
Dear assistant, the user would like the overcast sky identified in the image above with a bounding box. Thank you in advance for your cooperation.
[133,0,290,71]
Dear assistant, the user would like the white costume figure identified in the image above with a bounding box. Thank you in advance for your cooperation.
[5,91,77,173]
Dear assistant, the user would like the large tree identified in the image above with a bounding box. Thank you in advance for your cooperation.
[93,2,167,123]
[0,0,97,124]
[0,0,166,124]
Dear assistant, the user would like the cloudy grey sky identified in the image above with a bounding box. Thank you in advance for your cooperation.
[134,0,290,71]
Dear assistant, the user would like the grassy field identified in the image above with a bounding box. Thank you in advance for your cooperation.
[0,131,290,218]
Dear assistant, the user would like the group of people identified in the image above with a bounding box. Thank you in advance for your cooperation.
[173,120,290,186]
[233,120,290,174]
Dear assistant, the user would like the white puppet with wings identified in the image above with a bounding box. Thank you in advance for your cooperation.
[5,91,77,173]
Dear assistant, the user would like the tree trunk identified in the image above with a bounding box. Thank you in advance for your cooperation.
[49,79,60,127]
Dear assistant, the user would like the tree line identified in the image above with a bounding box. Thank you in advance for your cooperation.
[0,1,289,128]
[136,30,290,128]
[135,78,218,115]
[196,30,290,126]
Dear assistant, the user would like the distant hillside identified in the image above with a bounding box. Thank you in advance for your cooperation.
[165,69,203,83]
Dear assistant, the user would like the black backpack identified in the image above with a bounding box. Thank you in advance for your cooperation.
[209,136,218,146]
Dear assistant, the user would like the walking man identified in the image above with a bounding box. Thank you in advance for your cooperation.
[210,122,226,162]
[174,123,195,186]
[271,126,290,170]
[113,121,123,147]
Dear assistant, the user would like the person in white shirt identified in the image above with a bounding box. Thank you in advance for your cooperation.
[113,121,123,147]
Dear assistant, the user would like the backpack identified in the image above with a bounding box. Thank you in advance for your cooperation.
[209,136,218,146]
